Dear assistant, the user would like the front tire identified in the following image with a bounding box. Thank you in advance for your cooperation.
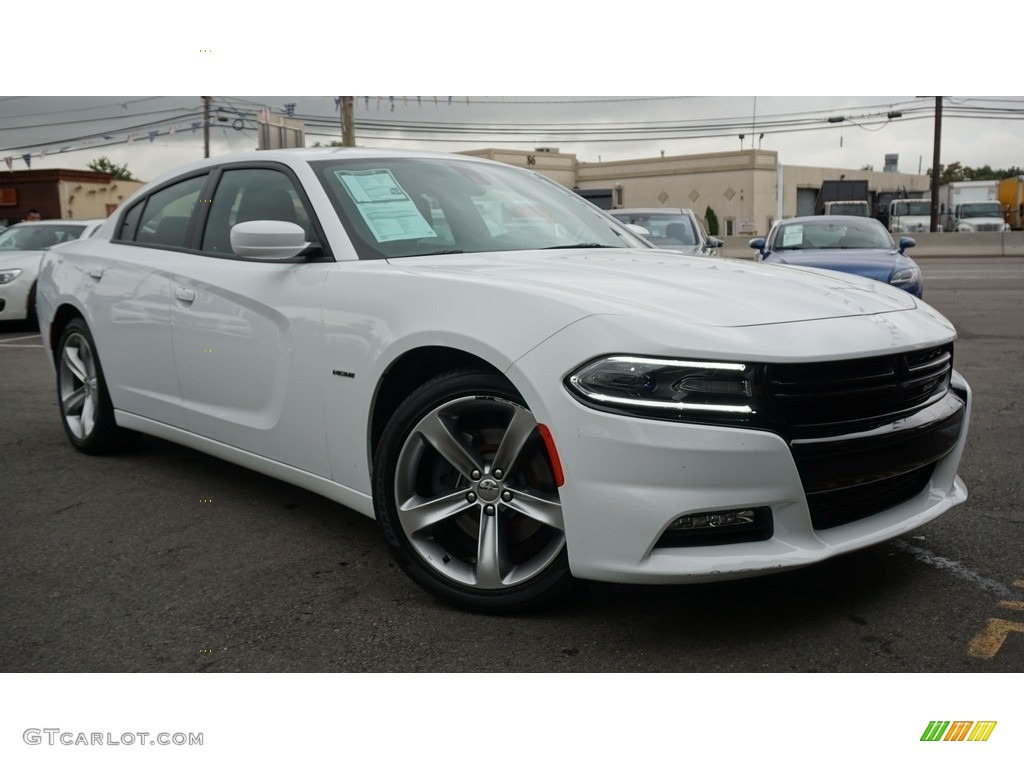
[26,282,39,329]
[373,369,574,613]
[56,318,138,454]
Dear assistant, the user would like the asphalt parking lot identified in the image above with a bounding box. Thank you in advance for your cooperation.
[1,256,1022,672]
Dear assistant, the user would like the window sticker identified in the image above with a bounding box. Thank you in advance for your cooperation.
[781,225,804,248]
[335,169,436,242]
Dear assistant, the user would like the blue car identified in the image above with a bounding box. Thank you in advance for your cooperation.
[750,215,923,297]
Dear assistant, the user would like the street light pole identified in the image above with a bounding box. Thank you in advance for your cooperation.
[203,96,211,159]
[342,97,355,147]
[930,97,942,232]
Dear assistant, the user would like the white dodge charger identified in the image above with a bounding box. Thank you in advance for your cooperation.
[36,148,971,612]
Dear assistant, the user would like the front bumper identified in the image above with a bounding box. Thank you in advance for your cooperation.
[553,390,966,584]
[0,277,31,320]
[509,319,971,585]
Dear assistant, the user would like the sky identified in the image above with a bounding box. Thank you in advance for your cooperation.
[3,95,1022,184]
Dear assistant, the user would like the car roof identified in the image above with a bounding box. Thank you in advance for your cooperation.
[778,215,885,226]
[139,147,502,187]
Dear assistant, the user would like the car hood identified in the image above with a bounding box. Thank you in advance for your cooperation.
[388,249,916,328]
[0,250,44,268]
[766,250,901,283]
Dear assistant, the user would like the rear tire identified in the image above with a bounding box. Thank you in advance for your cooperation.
[56,318,138,454]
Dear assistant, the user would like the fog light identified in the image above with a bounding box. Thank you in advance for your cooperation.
[670,508,758,530]
[657,506,773,548]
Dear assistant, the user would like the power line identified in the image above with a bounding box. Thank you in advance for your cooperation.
[0,96,171,122]
[0,104,205,132]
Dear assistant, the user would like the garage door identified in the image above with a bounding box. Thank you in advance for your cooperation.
[797,189,817,217]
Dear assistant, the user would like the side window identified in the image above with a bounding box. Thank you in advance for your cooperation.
[129,174,208,249]
[117,201,143,241]
[201,168,313,255]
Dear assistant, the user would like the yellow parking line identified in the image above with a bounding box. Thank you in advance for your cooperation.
[0,343,43,349]
[968,618,1024,659]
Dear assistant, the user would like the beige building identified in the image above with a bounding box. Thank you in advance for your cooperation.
[462,147,931,237]
[462,147,578,190]
[0,169,144,226]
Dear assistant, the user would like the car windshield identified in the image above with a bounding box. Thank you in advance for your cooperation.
[829,203,868,216]
[959,203,1002,218]
[771,220,893,251]
[311,157,649,259]
[0,223,86,250]
[893,201,930,216]
[610,212,698,247]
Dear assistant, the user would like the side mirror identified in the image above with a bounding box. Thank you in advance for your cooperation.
[749,237,766,259]
[625,223,650,237]
[230,220,310,260]
[705,237,724,250]
[898,236,916,254]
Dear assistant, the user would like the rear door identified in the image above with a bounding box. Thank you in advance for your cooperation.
[85,172,211,428]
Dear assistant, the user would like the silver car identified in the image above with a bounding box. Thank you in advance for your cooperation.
[609,208,723,256]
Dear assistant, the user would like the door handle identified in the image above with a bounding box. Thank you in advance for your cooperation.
[88,268,103,280]
[174,287,196,304]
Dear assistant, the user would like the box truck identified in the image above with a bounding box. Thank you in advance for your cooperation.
[999,176,1024,230]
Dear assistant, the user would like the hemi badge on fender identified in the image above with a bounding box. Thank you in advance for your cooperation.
[332,370,355,378]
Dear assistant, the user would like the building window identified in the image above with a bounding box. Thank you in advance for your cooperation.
[726,218,735,236]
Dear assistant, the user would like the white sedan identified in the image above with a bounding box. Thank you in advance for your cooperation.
[36,148,971,612]
[0,219,103,323]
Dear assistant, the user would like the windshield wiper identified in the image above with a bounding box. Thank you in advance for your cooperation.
[541,243,612,250]
[409,249,466,257]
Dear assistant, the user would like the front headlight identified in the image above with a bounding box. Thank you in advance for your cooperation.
[891,267,920,285]
[565,355,761,424]
[0,268,23,284]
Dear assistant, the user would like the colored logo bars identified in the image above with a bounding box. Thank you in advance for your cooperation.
[921,721,997,742]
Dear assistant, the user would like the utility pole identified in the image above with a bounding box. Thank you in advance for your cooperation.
[341,96,355,147]
[930,96,942,232]
[203,96,212,158]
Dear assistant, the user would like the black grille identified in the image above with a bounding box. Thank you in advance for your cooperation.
[764,344,952,434]
[807,463,936,530]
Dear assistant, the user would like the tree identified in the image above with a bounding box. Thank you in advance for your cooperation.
[704,205,719,236]
[87,156,136,181]
[940,162,969,184]
[927,162,1024,184]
